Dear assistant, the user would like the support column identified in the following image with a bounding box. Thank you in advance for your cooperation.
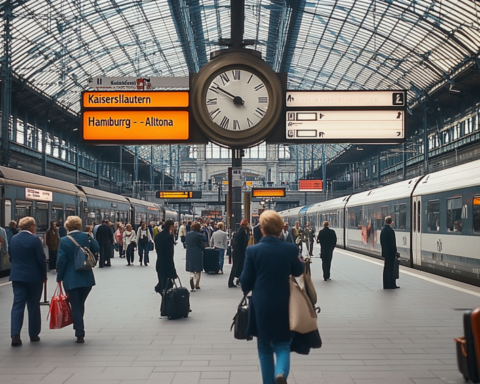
[0,1,12,166]
[150,146,154,191]
[76,144,80,185]
[119,146,123,194]
[322,144,326,200]
[41,120,47,176]
[423,101,428,174]
[231,148,242,232]
[134,146,139,197]
[377,155,380,187]
[402,142,407,180]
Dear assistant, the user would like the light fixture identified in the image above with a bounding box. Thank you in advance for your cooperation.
[449,84,460,93]
[72,128,78,132]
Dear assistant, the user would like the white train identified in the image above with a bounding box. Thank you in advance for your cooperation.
[279,159,480,285]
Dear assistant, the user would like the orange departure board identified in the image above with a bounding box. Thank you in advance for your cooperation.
[252,188,286,198]
[82,91,189,108]
[299,179,323,191]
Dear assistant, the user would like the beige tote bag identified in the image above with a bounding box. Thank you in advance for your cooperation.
[289,276,318,334]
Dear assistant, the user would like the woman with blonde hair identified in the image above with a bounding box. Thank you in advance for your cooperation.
[241,210,304,384]
[57,216,100,343]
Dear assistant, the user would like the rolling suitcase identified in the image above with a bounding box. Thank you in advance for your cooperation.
[455,337,469,381]
[162,278,190,320]
[459,309,480,383]
[203,248,220,274]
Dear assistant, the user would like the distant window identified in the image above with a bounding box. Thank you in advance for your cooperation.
[474,196,480,234]
[355,209,363,228]
[372,164,376,174]
[394,204,407,230]
[427,200,440,232]
[447,197,463,233]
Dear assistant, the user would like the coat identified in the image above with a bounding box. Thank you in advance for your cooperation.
[241,236,304,342]
[9,231,47,283]
[56,231,100,291]
[0,227,8,256]
[155,230,177,279]
[317,227,337,258]
[280,230,294,244]
[380,224,397,289]
[46,227,60,251]
[233,227,249,278]
[96,224,113,246]
[185,231,205,272]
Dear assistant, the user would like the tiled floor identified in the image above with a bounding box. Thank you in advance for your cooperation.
[1,243,479,384]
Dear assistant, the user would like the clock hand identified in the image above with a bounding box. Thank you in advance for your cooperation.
[215,86,245,105]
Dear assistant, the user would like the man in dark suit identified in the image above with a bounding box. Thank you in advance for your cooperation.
[96,219,114,267]
[228,219,249,288]
[279,222,294,243]
[9,217,47,346]
[380,216,399,289]
[317,221,337,281]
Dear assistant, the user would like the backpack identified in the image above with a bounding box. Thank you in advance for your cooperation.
[67,235,96,271]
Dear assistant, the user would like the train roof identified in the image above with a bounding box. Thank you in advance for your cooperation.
[0,166,86,198]
[278,206,306,218]
[307,195,351,214]
[126,197,161,211]
[347,177,423,207]
[413,159,480,196]
[76,185,130,205]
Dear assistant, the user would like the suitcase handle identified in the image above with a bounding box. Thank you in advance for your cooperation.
[455,337,468,357]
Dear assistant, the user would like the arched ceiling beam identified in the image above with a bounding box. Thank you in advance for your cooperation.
[279,0,307,74]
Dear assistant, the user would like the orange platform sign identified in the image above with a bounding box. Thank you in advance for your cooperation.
[252,188,286,198]
[82,91,189,108]
[299,179,323,191]
[83,111,189,141]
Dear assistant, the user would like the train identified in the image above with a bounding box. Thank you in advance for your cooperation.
[0,166,178,277]
[278,159,480,286]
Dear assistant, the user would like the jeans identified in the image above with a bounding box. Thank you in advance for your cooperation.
[138,242,149,264]
[48,249,57,270]
[218,248,225,271]
[66,287,92,337]
[257,338,292,384]
[11,281,43,338]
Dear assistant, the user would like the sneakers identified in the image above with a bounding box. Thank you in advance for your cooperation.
[11,335,22,347]
[276,373,287,384]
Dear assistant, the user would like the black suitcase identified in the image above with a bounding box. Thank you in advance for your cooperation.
[162,278,190,320]
[455,337,470,381]
[203,248,220,273]
[463,310,480,382]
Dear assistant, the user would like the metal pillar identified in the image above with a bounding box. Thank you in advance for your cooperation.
[76,144,80,185]
[0,1,12,166]
[322,145,326,200]
[423,101,428,174]
[134,146,139,197]
[377,155,380,187]
[41,120,47,176]
[150,146,154,191]
[402,142,407,180]
[119,146,123,194]
[161,157,164,190]
[231,0,245,49]
[177,145,181,188]
[295,146,299,190]
[231,148,243,232]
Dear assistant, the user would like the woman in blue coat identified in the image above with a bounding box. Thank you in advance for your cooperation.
[241,210,304,384]
[185,222,205,291]
[57,216,99,343]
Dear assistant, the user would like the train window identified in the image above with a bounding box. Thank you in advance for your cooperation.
[35,203,48,232]
[52,204,64,227]
[474,196,480,234]
[4,199,12,227]
[355,209,363,228]
[15,201,31,223]
[348,209,356,228]
[447,197,463,232]
[66,205,75,218]
[427,200,440,232]
[394,204,407,230]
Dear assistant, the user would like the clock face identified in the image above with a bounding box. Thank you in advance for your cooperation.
[205,69,269,131]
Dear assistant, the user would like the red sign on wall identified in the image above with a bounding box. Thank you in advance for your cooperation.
[299,179,323,191]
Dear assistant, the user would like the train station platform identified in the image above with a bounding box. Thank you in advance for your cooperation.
[1,243,479,384]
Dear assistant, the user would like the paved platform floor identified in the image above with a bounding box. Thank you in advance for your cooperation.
[1,242,480,384]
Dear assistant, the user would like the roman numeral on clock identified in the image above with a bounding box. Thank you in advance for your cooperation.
[207,98,217,105]
[232,70,241,80]
[254,83,265,91]
[209,108,221,119]
[254,107,266,118]
[258,96,268,103]
[247,118,254,128]
[233,120,240,130]
[220,116,230,129]
[209,84,219,94]
[220,73,230,85]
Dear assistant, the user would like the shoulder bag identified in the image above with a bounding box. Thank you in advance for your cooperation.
[230,294,252,340]
[289,275,318,334]
[68,235,97,271]
[302,259,317,306]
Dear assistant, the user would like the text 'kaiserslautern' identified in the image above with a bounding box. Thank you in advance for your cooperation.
[88,94,152,105]
[87,117,174,129]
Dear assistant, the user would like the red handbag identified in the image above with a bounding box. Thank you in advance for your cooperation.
[47,282,73,329]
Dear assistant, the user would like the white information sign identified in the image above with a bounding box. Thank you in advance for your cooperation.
[286,90,405,108]
[286,110,405,140]
[87,77,189,90]
[232,168,242,188]
[25,188,53,202]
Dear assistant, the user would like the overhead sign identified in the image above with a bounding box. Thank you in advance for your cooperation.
[25,188,53,201]
[252,188,286,198]
[87,76,189,89]
[83,111,189,141]
[82,91,189,109]
[156,191,202,199]
[286,90,405,108]
[299,180,323,191]
[286,110,404,140]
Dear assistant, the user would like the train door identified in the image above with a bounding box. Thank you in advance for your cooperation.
[412,196,422,266]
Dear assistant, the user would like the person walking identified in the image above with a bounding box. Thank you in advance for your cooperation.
[57,216,100,343]
[123,224,137,266]
[210,222,228,274]
[46,221,60,271]
[317,221,337,281]
[137,221,153,266]
[0,224,8,265]
[279,223,294,243]
[155,220,177,302]
[240,210,304,384]
[58,220,67,238]
[304,222,315,256]
[5,220,18,244]
[9,217,47,346]
[228,219,249,288]
[114,223,124,258]
[96,220,114,268]
[185,222,205,291]
[380,216,399,289]
[291,221,303,253]
[179,220,187,249]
